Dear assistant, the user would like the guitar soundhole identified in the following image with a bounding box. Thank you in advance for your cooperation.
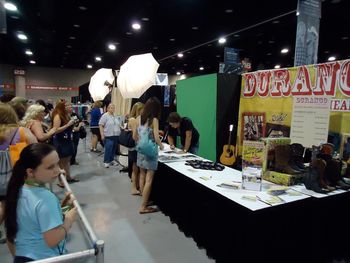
[226,150,233,157]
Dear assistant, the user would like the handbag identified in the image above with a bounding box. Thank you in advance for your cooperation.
[136,131,158,158]
[118,129,135,148]
[9,127,28,166]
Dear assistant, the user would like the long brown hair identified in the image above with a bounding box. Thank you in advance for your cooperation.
[0,103,19,143]
[51,101,69,125]
[140,97,161,126]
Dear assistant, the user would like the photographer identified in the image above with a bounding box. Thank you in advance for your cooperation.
[68,109,84,166]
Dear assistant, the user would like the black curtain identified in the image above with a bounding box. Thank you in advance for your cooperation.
[78,82,92,103]
[216,74,241,165]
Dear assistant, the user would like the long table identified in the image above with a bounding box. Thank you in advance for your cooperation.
[151,147,350,263]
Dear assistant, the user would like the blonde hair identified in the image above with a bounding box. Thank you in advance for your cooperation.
[21,104,45,126]
[92,101,102,108]
[0,103,19,143]
[129,102,144,118]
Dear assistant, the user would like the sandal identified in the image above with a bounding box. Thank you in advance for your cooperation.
[139,207,159,214]
[67,178,80,183]
[57,183,64,188]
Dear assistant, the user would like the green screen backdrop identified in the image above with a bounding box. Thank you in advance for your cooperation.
[176,74,217,161]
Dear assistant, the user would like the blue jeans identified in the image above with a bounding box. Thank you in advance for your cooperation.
[104,136,118,163]
[14,256,33,263]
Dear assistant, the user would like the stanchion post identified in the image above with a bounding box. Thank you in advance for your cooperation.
[95,240,105,263]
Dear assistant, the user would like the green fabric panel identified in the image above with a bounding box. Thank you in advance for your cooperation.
[176,74,217,161]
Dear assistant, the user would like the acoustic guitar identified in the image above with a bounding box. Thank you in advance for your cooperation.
[220,124,236,166]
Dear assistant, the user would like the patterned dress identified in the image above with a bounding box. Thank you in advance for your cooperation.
[136,125,158,171]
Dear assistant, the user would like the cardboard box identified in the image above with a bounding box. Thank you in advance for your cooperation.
[263,171,304,186]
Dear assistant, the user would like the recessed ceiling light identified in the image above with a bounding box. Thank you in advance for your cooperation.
[10,15,19,19]
[341,36,349,40]
[281,48,289,54]
[267,52,272,56]
[225,9,233,13]
[87,64,92,69]
[216,55,221,58]
[95,56,102,62]
[108,44,116,50]
[73,24,80,28]
[17,33,27,40]
[141,17,149,21]
[78,6,87,10]
[169,38,175,41]
[328,56,336,61]
[69,36,76,40]
[218,37,226,44]
[153,46,158,50]
[274,65,281,69]
[126,32,133,35]
[268,40,275,44]
[66,45,72,48]
[29,60,36,64]
[64,51,69,55]
[4,2,17,11]
[192,26,199,30]
[177,53,184,58]
[25,50,33,56]
[176,72,181,75]
[272,20,280,24]
[199,67,204,71]
[234,34,240,38]
[132,23,141,30]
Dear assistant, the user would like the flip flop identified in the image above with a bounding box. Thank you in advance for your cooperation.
[131,190,141,196]
[139,207,158,214]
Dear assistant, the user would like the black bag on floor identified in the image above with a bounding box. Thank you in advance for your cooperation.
[118,130,135,148]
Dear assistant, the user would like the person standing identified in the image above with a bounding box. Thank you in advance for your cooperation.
[134,97,164,214]
[167,112,200,154]
[66,103,84,165]
[99,103,122,168]
[4,143,78,261]
[89,101,103,152]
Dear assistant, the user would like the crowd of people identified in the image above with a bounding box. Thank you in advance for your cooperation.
[0,93,200,262]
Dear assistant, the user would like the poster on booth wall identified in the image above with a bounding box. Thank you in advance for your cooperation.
[290,96,331,148]
[236,59,350,155]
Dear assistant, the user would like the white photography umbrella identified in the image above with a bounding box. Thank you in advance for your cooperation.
[88,68,116,101]
[117,53,159,98]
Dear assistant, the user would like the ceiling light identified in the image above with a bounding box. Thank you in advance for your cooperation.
[177,53,183,58]
[87,64,92,69]
[69,36,76,40]
[169,38,175,41]
[73,24,80,28]
[176,72,181,75]
[4,2,17,11]
[272,20,280,24]
[126,32,132,35]
[78,6,87,10]
[281,48,289,54]
[296,11,300,16]
[341,36,349,40]
[225,9,233,13]
[199,67,204,71]
[132,23,141,30]
[234,34,240,38]
[328,56,336,61]
[66,45,72,48]
[29,60,36,64]
[192,26,199,30]
[108,44,116,50]
[218,37,226,44]
[95,56,102,62]
[25,50,33,56]
[17,33,27,40]
[141,17,149,21]
[274,65,281,69]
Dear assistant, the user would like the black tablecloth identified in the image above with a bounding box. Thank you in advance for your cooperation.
[152,163,350,263]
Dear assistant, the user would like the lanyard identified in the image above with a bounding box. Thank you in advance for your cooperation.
[24,179,46,188]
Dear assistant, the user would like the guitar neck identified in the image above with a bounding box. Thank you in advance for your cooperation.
[227,131,232,147]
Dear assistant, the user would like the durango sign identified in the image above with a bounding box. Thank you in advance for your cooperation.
[242,59,350,98]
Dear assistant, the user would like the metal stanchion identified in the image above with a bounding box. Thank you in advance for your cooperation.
[31,249,95,263]
[95,240,105,263]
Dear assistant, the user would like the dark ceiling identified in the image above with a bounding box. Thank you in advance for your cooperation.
[0,0,349,75]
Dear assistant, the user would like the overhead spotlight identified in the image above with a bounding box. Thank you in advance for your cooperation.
[274,65,281,69]
[218,37,226,44]
[177,53,184,58]
[4,2,17,11]
[281,48,289,54]
[95,56,102,62]
[296,11,300,16]
[328,56,336,61]
[132,23,141,30]
[87,64,93,69]
[17,33,27,40]
[108,44,116,50]
[176,72,181,75]
[199,67,204,71]
[29,60,36,64]
[73,24,80,28]
[25,50,33,56]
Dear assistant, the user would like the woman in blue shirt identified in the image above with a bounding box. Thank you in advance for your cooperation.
[90,101,103,152]
[5,143,78,262]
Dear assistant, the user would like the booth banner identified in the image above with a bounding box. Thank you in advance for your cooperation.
[237,59,350,153]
